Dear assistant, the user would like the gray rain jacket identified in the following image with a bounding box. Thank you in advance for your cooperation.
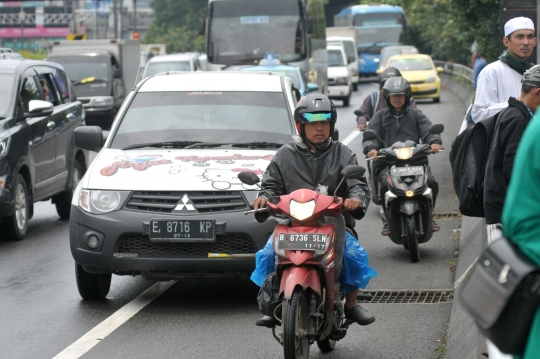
[259,137,371,227]
[362,107,442,171]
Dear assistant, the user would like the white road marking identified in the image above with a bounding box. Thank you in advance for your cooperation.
[342,129,361,146]
[53,281,176,359]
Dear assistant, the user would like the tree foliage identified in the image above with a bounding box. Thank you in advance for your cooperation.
[143,0,206,53]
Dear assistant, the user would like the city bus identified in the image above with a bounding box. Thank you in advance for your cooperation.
[334,4,411,77]
[201,0,328,94]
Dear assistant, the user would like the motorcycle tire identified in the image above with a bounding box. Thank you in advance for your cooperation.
[406,215,420,263]
[316,337,336,353]
[283,287,310,359]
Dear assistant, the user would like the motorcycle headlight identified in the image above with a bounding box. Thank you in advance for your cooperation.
[79,189,122,214]
[394,147,414,160]
[290,200,315,221]
[426,74,436,83]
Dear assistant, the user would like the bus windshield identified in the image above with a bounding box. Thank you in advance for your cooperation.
[208,0,306,65]
[356,26,404,47]
[353,13,403,26]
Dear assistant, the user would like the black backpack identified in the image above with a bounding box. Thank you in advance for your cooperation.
[449,114,498,217]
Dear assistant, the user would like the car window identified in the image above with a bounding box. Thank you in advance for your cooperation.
[20,74,41,113]
[328,50,345,67]
[38,74,59,106]
[51,68,72,104]
[389,58,433,71]
[144,61,192,77]
[111,91,293,149]
[0,74,14,118]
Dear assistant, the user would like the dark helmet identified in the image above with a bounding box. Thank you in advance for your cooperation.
[522,64,540,88]
[382,76,412,108]
[379,67,402,89]
[294,93,337,139]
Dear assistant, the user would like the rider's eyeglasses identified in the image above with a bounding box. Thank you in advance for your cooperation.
[302,112,333,122]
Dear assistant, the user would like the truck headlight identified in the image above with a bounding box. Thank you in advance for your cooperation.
[79,189,124,214]
[290,200,315,221]
[426,74,436,83]
[91,96,114,108]
[0,137,10,157]
[394,147,414,160]
[335,77,348,85]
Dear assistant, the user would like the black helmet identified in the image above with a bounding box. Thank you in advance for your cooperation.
[522,64,540,87]
[382,76,412,108]
[379,67,402,89]
[294,93,337,139]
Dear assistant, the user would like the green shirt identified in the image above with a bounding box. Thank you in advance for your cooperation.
[502,111,540,359]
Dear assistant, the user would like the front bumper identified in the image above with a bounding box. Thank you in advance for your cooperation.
[327,85,350,98]
[69,204,275,278]
[83,107,115,129]
[410,82,441,99]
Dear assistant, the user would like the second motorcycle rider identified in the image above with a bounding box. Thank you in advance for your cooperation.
[251,93,377,327]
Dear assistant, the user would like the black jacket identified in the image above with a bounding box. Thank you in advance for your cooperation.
[259,137,371,226]
[362,107,442,171]
[484,97,533,224]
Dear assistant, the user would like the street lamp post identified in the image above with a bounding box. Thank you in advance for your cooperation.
[19,5,26,50]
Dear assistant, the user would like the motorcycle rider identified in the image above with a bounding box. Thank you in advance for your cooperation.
[355,67,418,131]
[252,93,377,327]
[362,77,442,236]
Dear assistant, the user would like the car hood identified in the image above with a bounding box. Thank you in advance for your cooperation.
[84,148,277,191]
[328,66,349,78]
[401,70,437,82]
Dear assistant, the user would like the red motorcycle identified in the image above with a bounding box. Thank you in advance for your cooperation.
[239,165,366,359]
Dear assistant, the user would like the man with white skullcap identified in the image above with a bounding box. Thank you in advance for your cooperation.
[472,17,536,123]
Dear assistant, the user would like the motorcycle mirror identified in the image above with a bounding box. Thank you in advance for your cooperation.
[354,109,365,117]
[362,130,379,141]
[429,124,445,134]
[341,165,366,179]
[238,172,260,186]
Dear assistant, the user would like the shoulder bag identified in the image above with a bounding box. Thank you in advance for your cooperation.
[457,236,540,355]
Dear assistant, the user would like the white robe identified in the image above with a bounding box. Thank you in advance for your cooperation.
[472,60,522,123]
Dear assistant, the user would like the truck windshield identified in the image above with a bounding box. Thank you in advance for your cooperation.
[328,41,356,61]
[328,50,345,67]
[0,74,14,117]
[208,0,306,65]
[110,91,293,149]
[49,55,110,83]
[144,61,191,77]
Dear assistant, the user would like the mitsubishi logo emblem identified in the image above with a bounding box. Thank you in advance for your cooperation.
[174,194,196,211]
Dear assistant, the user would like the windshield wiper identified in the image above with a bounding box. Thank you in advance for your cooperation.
[360,39,386,55]
[231,142,283,148]
[122,141,203,150]
[72,77,108,86]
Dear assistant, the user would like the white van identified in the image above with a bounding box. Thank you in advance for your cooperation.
[326,45,352,107]
[327,36,358,91]
[142,53,201,78]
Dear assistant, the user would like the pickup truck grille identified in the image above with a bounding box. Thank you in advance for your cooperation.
[125,191,248,214]
[116,233,255,257]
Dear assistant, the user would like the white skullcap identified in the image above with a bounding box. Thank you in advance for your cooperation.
[505,17,535,37]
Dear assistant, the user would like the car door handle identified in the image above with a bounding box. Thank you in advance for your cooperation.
[47,121,55,130]
[66,113,76,120]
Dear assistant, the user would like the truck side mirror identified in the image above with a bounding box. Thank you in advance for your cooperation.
[113,69,122,78]
[306,17,314,34]
[198,18,206,35]
[74,126,104,152]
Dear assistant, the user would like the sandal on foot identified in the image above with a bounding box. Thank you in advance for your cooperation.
[432,220,440,232]
[381,223,391,236]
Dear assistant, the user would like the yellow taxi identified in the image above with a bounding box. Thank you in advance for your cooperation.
[379,54,444,103]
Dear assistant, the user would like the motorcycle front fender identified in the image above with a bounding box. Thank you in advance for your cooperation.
[280,266,321,300]
[399,198,420,216]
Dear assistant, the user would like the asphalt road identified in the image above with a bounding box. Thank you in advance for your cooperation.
[0,80,464,359]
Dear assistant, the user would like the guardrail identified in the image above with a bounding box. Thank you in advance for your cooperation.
[434,60,474,85]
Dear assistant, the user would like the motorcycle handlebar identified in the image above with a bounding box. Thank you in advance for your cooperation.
[244,207,269,215]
